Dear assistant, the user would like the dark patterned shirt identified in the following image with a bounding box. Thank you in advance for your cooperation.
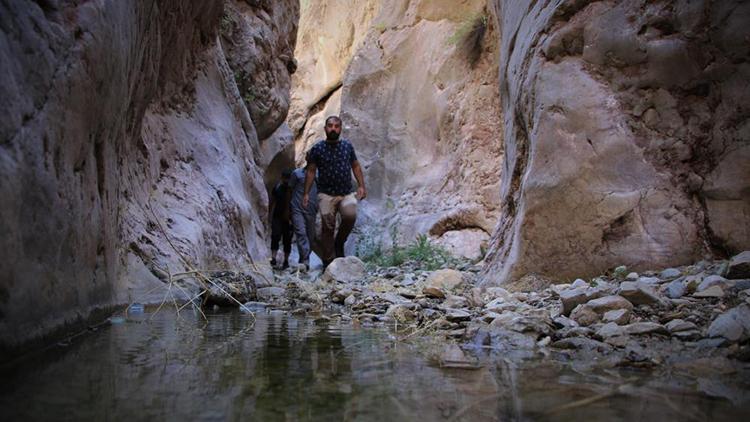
[308,139,358,196]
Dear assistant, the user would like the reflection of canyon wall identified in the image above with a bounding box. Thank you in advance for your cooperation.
[482,0,750,285]
[289,0,503,259]
[0,0,298,358]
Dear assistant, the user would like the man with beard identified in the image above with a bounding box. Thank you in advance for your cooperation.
[303,115,367,268]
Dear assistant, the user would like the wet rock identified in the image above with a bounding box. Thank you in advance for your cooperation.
[603,309,631,325]
[559,287,606,315]
[445,309,471,322]
[331,288,353,304]
[618,281,661,305]
[707,304,750,342]
[424,269,465,293]
[727,251,750,279]
[551,337,613,353]
[322,257,366,283]
[570,304,600,326]
[423,286,446,299]
[693,285,724,298]
[438,344,477,369]
[660,268,682,280]
[625,272,639,281]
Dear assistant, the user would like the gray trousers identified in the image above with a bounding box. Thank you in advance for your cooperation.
[291,206,317,264]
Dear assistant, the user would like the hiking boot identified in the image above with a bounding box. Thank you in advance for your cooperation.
[282,260,289,270]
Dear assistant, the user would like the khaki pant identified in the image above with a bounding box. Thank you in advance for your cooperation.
[318,192,357,262]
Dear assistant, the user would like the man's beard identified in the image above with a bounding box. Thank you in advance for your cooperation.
[325,130,340,141]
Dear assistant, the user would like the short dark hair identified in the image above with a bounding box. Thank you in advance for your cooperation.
[325,115,342,125]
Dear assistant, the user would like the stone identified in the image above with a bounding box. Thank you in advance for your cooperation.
[344,295,357,306]
[257,287,286,300]
[551,338,613,353]
[597,322,626,338]
[623,322,668,336]
[484,287,513,301]
[586,295,634,314]
[727,251,750,279]
[619,282,661,305]
[625,272,639,281]
[380,292,409,304]
[659,268,682,279]
[664,279,688,299]
[637,276,661,285]
[665,319,697,333]
[423,286,446,299]
[603,309,631,325]
[693,285,724,298]
[570,304,600,327]
[708,305,750,342]
[424,269,465,293]
[571,279,589,288]
[559,287,606,315]
[553,315,579,329]
[444,295,469,309]
[445,309,472,322]
[322,257,366,283]
[697,275,730,292]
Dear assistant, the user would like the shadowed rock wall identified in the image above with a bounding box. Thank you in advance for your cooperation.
[0,0,298,359]
[482,0,750,285]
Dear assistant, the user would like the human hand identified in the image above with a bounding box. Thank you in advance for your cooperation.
[356,186,367,200]
[303,193,309,208]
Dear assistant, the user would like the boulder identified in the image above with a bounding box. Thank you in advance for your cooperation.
[322,257,366,283]
[424,269,465,293]
[619,282,661,305]
[707,304,750,342]
[559,287,607,315]
[602,309,631,325]
[727,251,750,279]
[586,295,633,314]
[570,304,600,327]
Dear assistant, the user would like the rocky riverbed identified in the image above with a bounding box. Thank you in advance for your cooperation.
[194,251,750,389]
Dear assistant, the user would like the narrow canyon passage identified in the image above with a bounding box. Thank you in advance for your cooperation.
[1,0,749,420]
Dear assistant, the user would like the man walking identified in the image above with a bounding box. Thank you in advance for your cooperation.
[303,116,366,268]
[288,155,318,270]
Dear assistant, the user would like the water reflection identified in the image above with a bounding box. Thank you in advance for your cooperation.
[0,309,747,421]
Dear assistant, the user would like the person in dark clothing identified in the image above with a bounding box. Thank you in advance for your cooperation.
[269,169,293,269]
[303,115,366,268]
[288,154,318,270]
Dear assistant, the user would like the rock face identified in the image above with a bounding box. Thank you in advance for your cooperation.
[0,0,298,358]
[288,0,503,257]
[482,0,750,285]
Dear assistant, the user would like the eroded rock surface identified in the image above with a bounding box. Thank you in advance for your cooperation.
[482,0,750,285]
[0,0,298,358]
[288,0,503,258]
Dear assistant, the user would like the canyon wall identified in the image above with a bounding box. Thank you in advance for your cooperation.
[482,0,750,284]
[0,0,298,359]
[289,0,503,260]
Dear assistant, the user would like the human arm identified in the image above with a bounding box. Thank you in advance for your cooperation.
[303,163,316,208]
[352,160,366,200]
